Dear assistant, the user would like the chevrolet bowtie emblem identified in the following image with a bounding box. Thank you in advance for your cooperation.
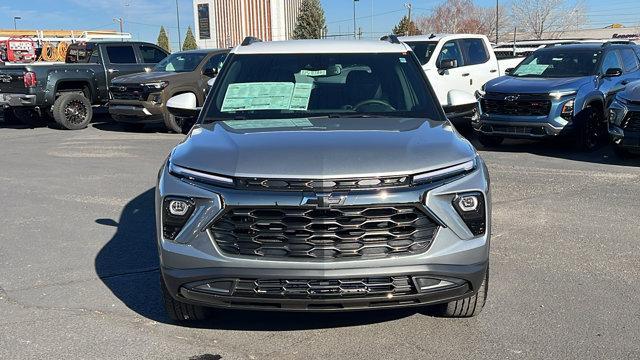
[301,193,347,208]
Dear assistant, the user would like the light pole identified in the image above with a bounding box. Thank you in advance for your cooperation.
[495,0,499,44]
[404,3,412,36]
[353,0,359,39]
[13,16,21,30]
[113,17,124,41]
[176,0,182,50]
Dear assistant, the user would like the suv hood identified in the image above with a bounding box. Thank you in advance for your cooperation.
[111,71,185,84]
[170,117,475,179]
[618,80,640,101]
[486,76,594,94]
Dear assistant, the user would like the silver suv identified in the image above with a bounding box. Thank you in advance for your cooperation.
[157,36,491,321]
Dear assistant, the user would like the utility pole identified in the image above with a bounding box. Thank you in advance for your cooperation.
[13,16,21,30]
[353,0,359,39]
[113,17,124,41]
[176,0,182,50]
[495,0,499,44]
[405,3,412,36]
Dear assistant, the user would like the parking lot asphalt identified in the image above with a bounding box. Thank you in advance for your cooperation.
[1,115,639,360]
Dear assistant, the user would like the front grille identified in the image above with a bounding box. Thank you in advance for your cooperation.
[235,176,410,191]
[234,276,415,299]
[488,125,546,136]
[210,205,438,260]
[481,94,551,116]
[110,85,146,101]
[623,112,640,132]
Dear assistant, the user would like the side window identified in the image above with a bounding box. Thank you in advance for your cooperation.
[203,53,227,72]
[106,45,136,64]
[139,45,167,64]
[620,49,639,72]
[601,51,622,72]
[88,48,101,64]
[461,38,489,65]
[437,41,465,67]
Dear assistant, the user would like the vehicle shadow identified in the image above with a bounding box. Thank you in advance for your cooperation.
[94,188,433,329]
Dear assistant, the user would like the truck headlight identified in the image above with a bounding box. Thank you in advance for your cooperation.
[452,192,486,236]
[143,81,169,90]
[162,197,195,240]
[561,99,575,120]
[412,159,476,185]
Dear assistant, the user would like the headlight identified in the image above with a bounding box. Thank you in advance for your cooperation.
[143,81,169,90]
[168,160,234,187]
[560,99,575,120]
[452,192,486,236]
[162,196,195,240]
[412,158,476,185]
[549,90,577,99]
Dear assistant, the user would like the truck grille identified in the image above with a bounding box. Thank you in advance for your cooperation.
[110,85,146,101]
[233,276,415,299]
[210,205,438,260]
[623,112,640,132]
[481,94,551,116]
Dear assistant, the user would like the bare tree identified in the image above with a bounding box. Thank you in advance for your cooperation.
[511,0,586,39]
[415,0,508,40]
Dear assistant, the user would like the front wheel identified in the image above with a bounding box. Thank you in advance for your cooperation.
[52,92,93,130]
[161,276,210,322]
[433,267,489,318]
[574,107,604,151]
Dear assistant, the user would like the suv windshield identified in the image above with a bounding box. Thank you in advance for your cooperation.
[403,41,437,65]
[153,52,207,72]
[511,48,601,78]
[205,53,439,120]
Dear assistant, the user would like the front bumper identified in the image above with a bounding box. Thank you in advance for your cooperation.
[162,263,487,311]
[0,93,36,107]
[108,99,165,122]
[156,158,491,311]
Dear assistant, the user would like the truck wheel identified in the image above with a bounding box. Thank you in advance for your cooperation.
[434,267,489,318]
[574,106,603,151]
[12,108,46,127]
[161,276,209,322]
[52,92,93,130]
[164,112,191,134]
[478,134,504,148]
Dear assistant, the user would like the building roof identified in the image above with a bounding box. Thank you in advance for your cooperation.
[231,39,411,54]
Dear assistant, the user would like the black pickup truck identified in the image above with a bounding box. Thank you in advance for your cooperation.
[0,41,168,129]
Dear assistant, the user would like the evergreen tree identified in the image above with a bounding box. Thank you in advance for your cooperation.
[182,26,198,50]
[157,26,171,52]
[392,16,422,36]
[292,0,326,39]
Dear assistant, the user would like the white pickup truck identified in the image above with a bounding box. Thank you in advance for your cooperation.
[399,34,523,125]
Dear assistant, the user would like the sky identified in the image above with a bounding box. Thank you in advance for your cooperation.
[1,0,639,47]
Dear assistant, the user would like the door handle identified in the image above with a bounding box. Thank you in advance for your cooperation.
[490,69,497,73]
[108,68,120,73]
[462,73,470,77]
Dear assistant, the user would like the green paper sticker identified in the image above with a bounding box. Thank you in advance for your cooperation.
[221,82,313,112]
[223,118,314,130]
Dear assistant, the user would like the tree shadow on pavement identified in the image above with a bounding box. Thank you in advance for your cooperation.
[94,188,430,330]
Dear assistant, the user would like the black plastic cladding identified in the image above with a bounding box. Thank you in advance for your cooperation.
[452,192,486,236]
[162,197,195,240]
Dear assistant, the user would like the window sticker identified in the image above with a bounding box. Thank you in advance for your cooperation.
[299,69,327,77]
[399,57,407,63]
[223,118,314,130]
[221,82,313,111]
[513,64,549,76]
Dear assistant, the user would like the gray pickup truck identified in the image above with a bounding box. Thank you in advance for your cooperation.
[0,41,168,129]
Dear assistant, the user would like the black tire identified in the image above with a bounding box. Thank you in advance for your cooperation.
[574,106,604,151]
[613,144,633,159]
[52,92,93,130]
[161,276,209,322]
[434,267,489,318]
[163,111,192,134]
[478,134,504,148]
[12,108,46,127]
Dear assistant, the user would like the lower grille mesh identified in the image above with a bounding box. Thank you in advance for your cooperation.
[234,276,415,298]
[623,112,640,132]
[210,205,438,260]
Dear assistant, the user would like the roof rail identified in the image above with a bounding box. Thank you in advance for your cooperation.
[543,41,581,48]
[241,36,262,46]
[380,35,400,44]
[602,40,630,47]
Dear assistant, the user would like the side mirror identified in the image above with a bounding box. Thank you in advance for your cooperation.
[504,67,514,75]
[604,68,623,77]
[438,59,457,70]
[166,93,200,118]
[203,67,219,77]
[444,90,477,119]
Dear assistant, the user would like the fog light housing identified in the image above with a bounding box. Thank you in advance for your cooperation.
[560,99,575,120]
[452,192,486,236]
[162,197,195,240]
